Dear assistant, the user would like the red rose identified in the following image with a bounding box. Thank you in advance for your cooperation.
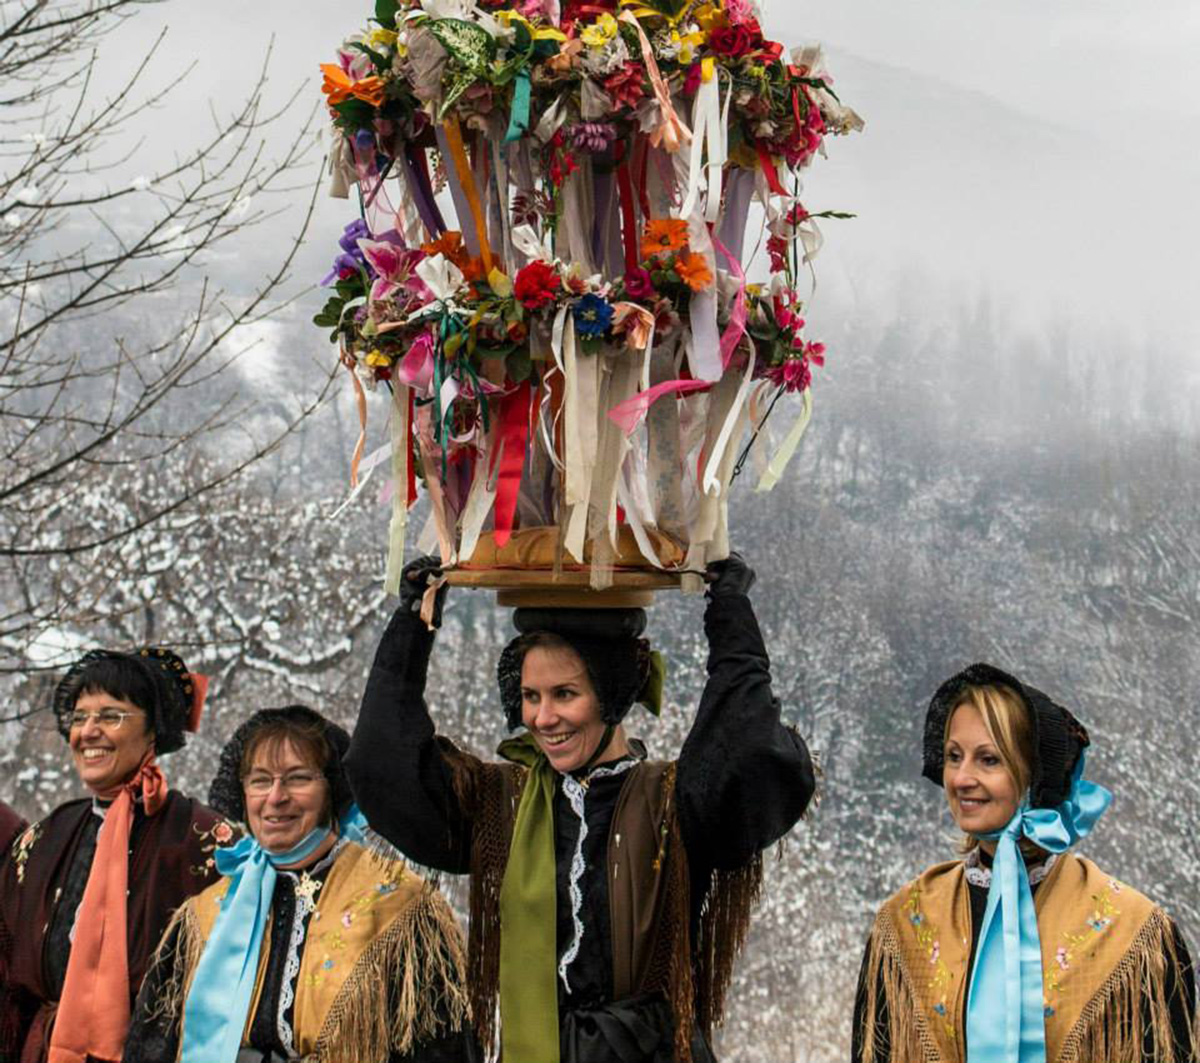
[710,23,762,58]
[514,260,560,310]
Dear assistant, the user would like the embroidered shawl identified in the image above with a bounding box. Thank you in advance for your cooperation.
[151,841,469,1063]
[858,853,1198,1063]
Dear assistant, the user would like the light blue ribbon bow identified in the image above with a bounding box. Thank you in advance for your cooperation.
[180,806,368,1063]
[965,754,1112,1063]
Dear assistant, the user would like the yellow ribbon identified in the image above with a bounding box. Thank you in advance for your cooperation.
[442,117,495,273]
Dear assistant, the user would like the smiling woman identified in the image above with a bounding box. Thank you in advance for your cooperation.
[852,664,1199,1063]
[0,648,236,1063]
[346,551,816,1063]
[122,705,477,1063]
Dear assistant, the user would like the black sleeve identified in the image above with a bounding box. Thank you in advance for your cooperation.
[345,608,474,873]
[392,1025,482,1063]
[675,593,815,871]
[1152,919,1198,1063]
[121,919,183,1063]
[851,932,888,1063]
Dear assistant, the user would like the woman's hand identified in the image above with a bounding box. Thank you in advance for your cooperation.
[704,551,757,599]
[399,554,448,628]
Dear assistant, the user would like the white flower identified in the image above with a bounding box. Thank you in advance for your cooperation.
[130,175,152,192]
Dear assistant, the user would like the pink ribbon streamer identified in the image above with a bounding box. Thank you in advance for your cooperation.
[711,231,748,369]
[607,378,712,435]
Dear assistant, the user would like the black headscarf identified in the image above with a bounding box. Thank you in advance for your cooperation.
[496,608,655,730]
[922,662,1092,809]
[53,648,199,755]
[207,705,354,824]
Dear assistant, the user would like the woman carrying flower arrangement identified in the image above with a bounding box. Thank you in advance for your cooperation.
[345,551,815,1063]
[123,705,477,1063]
[0,649,236,1063]
[853,664,1198,1063]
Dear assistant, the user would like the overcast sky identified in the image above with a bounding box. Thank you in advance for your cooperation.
[104,2,1199,385]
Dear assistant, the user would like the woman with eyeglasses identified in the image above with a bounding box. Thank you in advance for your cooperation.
[122,705,478,1063]
[0,648,237,1063]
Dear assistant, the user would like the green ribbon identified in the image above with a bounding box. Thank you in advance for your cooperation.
[496,733,560,1063]
[504,70,532,144]
[639,650,666,717]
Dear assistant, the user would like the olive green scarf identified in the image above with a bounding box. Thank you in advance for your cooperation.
[497,733,559,1063]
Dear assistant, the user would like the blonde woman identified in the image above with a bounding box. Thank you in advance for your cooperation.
[853,663,1197,1063]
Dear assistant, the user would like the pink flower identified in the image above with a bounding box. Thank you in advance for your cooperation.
[683,64,702,97]
[396,332,435,393]
[623,267,655,301]
[603,63,646,110]
[572,121,617,153]
[213,822,234,845]
[358,239,428,303]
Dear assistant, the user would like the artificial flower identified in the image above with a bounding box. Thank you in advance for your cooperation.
[572,121,617,153]
[766,234,789,274]
[765,356,812,393]
[674,250,713,291]
[357,239,427,303]
[709,23,762,59]
[514,260,561,310]
[603,63,646,110]
[580,13,618,48]
[573,292,614,337]
[623,267,656,301]
[321,219,372,285]
[641,218,689,258]
[320,65,386,108]
[421,231,470,268]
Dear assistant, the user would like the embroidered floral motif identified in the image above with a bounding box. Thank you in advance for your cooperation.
[12,822,42,884]
[1042,882,1122,1014]
[190,818,239,877]
[903,884,956,1042]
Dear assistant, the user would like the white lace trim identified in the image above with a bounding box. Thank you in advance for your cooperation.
[276,837,348,1055]
[556,758,638,991]
[964,847,1058,888]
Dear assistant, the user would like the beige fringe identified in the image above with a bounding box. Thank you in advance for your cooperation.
[857,912,942,1063]
[141,900,204,1034]
[1059,907,1199,1063]
[316,882,471,1063]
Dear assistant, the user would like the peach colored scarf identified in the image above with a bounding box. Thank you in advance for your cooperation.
[47,755,167,1063]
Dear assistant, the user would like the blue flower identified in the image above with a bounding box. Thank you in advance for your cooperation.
[909,913,923,926]
[573,293,614,338]
[1044,1006,1055,1018]
[933,1003,946,1016]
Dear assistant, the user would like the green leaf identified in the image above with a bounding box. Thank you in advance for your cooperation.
[807,210,857,220]
[429,19,495,74]
[506,347,532,383]
[375,0,400,29]
[349,42,392,75]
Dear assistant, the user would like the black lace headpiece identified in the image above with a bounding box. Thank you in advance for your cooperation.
[53,647,202,755]
[497,608,653,729]
[922,662,1092,809]
[207,705,354,824]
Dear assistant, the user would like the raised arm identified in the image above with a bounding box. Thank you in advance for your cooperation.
[675,553,815,872]
[345,559,474,873]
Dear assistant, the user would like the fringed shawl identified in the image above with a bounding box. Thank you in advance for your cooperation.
[146,841,469,1062]
[858,853,1199,1063]
[445,749,762,1063]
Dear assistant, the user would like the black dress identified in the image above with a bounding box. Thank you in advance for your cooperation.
[346,592,815,1062]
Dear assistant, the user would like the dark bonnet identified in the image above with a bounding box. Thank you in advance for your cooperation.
[922,662,1092,809]
[497,608,652,729]
[53,648,198,755]
[207,705,354,824]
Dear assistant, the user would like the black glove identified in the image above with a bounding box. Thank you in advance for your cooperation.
[398,554,448,628]
[705,551,756,599]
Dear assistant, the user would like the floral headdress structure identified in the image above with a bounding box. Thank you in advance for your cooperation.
[315,0,862,594]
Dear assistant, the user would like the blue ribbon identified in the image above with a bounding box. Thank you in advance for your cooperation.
[180,806,368,1063]
[504,70,532,144]
[965,755,1112,1063]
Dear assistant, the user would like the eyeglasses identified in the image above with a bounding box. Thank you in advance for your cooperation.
[68,709,145,731]
[242,770,324,795]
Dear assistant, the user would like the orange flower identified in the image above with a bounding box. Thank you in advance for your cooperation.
[320,64,386,108]
[421,231,470,268]
[641,219,689,259]
[675,250,713,292]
